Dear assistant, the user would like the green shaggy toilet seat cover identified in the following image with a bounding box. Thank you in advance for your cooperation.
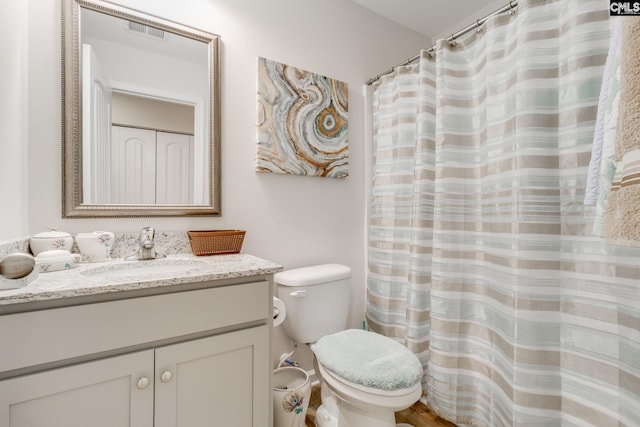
[311,329,423,391]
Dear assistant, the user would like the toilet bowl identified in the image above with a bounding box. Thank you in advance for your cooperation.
[311,329,423,427]
[315,362,422,427]
[275,265,423,427]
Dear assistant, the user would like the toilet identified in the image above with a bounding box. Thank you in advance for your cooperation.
[275,264,423,427]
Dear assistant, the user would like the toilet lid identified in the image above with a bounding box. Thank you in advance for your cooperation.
[311,329,423,391]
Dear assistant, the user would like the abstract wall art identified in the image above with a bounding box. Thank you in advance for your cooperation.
[256,57,348,178]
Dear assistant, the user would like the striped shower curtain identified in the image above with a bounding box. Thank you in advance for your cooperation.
[368,0,640,425]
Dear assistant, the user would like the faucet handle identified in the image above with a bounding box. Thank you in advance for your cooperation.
[125,226,165,261]
[141,226,155,239]
[140,227,155,246]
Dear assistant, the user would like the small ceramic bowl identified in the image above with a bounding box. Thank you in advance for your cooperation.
[30,229,74,256]
[35,249,81,273]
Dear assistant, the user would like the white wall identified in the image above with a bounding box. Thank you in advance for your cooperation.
[5,0,427,369]
[87,36,208,104]
[434,0,508,39]
[0,1,29,240]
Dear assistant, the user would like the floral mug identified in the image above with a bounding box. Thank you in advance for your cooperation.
[76,231,115,262]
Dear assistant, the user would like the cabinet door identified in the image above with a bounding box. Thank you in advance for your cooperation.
[155,325,270,427]
[0,350,154,427]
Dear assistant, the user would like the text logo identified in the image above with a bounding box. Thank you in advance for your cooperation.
[610,1,640,15]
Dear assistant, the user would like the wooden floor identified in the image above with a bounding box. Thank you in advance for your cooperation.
[304,384,456,427]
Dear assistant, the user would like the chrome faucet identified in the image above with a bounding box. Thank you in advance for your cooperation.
[125,226,166,261]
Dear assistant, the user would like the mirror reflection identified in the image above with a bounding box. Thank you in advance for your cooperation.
[62,0,220,217]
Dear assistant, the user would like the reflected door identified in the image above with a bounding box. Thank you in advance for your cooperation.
[156,131,194,205]
[111,126,193,204]
[82,43,112,204]
[111,126,156,204]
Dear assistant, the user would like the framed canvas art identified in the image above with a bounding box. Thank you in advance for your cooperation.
[256,57,348,178]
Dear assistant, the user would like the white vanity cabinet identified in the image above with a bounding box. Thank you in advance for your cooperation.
[155,326,268,427]
[0,350,155,426]
[0,278,272,427]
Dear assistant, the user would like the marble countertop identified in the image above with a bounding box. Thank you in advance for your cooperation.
[0,254,282,310]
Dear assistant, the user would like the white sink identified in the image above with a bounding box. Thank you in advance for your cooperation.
[81,260,207,280]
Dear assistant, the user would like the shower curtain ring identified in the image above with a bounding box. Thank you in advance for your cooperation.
[476,19,483,32]
[509,1,516,15]
[448,34,457,47]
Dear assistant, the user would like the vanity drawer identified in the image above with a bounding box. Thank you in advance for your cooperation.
[0,281,269,374]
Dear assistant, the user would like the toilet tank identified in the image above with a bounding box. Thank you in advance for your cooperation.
[275,264,351,344]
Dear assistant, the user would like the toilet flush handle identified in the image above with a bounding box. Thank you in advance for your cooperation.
[289,290,307,298]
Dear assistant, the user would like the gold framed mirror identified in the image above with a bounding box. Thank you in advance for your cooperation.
[62,0,220,217]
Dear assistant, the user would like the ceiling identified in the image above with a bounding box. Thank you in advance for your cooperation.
[81,7,208,65]
[351,0,505,39]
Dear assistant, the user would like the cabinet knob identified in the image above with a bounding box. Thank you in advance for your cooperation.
[160,370,173,383]
[137,377,150,389]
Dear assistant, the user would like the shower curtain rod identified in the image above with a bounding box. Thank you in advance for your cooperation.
[366,0,518,85]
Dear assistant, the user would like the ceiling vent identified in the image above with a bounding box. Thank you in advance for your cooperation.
[126,21,166,41]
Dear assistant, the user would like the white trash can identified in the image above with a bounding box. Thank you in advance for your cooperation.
[273,367,311,427]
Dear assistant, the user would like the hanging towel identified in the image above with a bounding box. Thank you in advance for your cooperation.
[585,19,621,207]
[592,158,617,236]
[604,19,640,246]
[591,19,622,236]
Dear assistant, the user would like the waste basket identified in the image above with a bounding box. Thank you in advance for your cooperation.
[273,367,311,427]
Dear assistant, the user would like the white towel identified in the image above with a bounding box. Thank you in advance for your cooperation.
[592,19,622,236]
[585,19,621,206]
[592,158,617,236]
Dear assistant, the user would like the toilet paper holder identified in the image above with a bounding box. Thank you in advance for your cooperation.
[273,296,286,327]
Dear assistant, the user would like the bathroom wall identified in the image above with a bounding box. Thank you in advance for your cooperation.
[434,0,508,39]
[0,1,29,239]
[0,0,427,369]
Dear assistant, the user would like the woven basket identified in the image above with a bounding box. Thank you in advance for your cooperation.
[187,230,246,256]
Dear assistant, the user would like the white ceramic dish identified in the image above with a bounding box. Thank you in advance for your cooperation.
[30,229,74,256]
[36,249,81,273]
